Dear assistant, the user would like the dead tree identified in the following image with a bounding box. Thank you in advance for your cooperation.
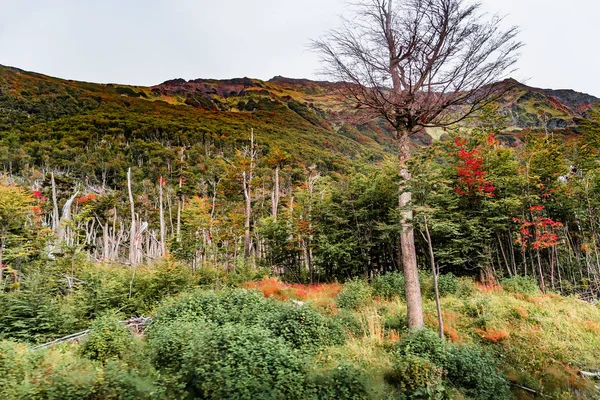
[313,0,521,328]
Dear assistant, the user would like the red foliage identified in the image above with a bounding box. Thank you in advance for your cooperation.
[513,206,563,251]
[75,194,97,204]
[453,140,495,197]
[476,328,510,343]
[242,278,342,302]
[32,190,48,201]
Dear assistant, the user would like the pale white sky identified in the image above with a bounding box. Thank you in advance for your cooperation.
[0,0,598,96]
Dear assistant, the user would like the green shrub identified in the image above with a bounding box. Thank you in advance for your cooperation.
[501,276,540,295]
[80,315,135,363]
[24,351,99,400]
[444,345,511,400]
[331,309,363,337]
[462,296,492,328]
[182,323,308,400]
[394,328,447,366]
[436,273,460,297]
[0,341,26,397]
[147,319,207,371]
[385,354,445,399]
[96,360,161,400]
[418,271,434,299]
[0,276,80,343]
[383,312,408,333]
[373,272,405,300]
[265,305,344,351]
[336,279,373,309]
[312,364,372,400]
[153,288,277,326]
[456,278,476,298]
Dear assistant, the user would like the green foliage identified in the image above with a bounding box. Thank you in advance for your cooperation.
[436,273,460,297]
[265,304,345,351]
[0,273,79,343]
[444,345,512,400]
[394,329,447,366]
[336,279,373,309]
[373,271,405,300]
[501,276,540,295]
[312,364,372,400]
[80,315,135,363]
[182,324,308,400]
[0,341,26,397]
[96,360,161,400]
[385,354,446,399]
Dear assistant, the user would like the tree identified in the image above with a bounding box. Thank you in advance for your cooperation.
[313,0,521,328]
[0,178,35,284]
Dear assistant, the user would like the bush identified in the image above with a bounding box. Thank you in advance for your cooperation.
[336,279,373,309]
[331,309,363,337]
[394,328,447,366]
[0,277,80,343]
[385,354,445,399]
[312,364,372,400]
[183,324,308,400]
[0,341,26,397]
[436,273,460,297]
[96,360,161,400]
[153,288,277,326]
[373,272,405,300]
[456,278,476,298]
[80,315,135,363]
[444,345,512,400]
[501,276,540,295]
[265,305,344,351]
[382,312,408,333]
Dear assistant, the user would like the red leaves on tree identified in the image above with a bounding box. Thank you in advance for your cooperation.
[32,190,48,201]
[75,194,97,204]
[454,139,495,197]
[513,206,563,250]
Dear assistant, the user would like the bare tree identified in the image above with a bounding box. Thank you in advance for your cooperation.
[313,0,521,328]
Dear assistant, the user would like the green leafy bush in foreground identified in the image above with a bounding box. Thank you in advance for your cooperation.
[336,279,373,309]
[501,276,540,295]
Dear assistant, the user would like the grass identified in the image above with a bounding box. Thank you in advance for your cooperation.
[244,276,600,399]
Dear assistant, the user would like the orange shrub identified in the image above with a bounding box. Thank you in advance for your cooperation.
[475,328,510,343]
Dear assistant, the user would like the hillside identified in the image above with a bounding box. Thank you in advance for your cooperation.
[2,64,598,189]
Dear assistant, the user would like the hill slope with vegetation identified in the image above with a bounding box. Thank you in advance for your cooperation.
[1,65,600,399]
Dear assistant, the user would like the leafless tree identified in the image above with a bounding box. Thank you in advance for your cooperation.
[313,0,521,329]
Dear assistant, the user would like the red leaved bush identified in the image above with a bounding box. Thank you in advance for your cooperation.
[453,137,495,197]
[513,206,563,250]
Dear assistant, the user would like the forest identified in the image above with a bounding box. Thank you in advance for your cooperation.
[1,1,600,396]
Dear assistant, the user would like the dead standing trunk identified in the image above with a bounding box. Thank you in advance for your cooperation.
[127,168,137,266]
[397,126,424,329]
[423,215,444,340]
[159,177,166,257]
[272,165,280,221]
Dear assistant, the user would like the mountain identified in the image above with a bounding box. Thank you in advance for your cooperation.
[0,64,598,187]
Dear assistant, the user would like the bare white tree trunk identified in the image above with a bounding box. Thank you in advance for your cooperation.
[127,168,137,266]
[159,177,166,257]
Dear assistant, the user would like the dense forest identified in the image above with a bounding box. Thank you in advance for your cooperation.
[1,62,600,399]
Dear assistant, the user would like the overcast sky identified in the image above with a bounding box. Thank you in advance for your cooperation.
[0,0,598,96]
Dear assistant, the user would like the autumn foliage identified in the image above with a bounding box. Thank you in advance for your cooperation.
[453,137,495,197]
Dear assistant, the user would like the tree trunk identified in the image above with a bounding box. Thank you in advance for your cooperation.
[0,236,5,285]
[424,216,444,340]
[397,127,424,329]
[159,177,166,257]
[51,173,61,237]
[243,128,255,259]
[127,168,137,266]
[272,165,280,221]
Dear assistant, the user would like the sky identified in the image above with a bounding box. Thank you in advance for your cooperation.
[0,0,598,96]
